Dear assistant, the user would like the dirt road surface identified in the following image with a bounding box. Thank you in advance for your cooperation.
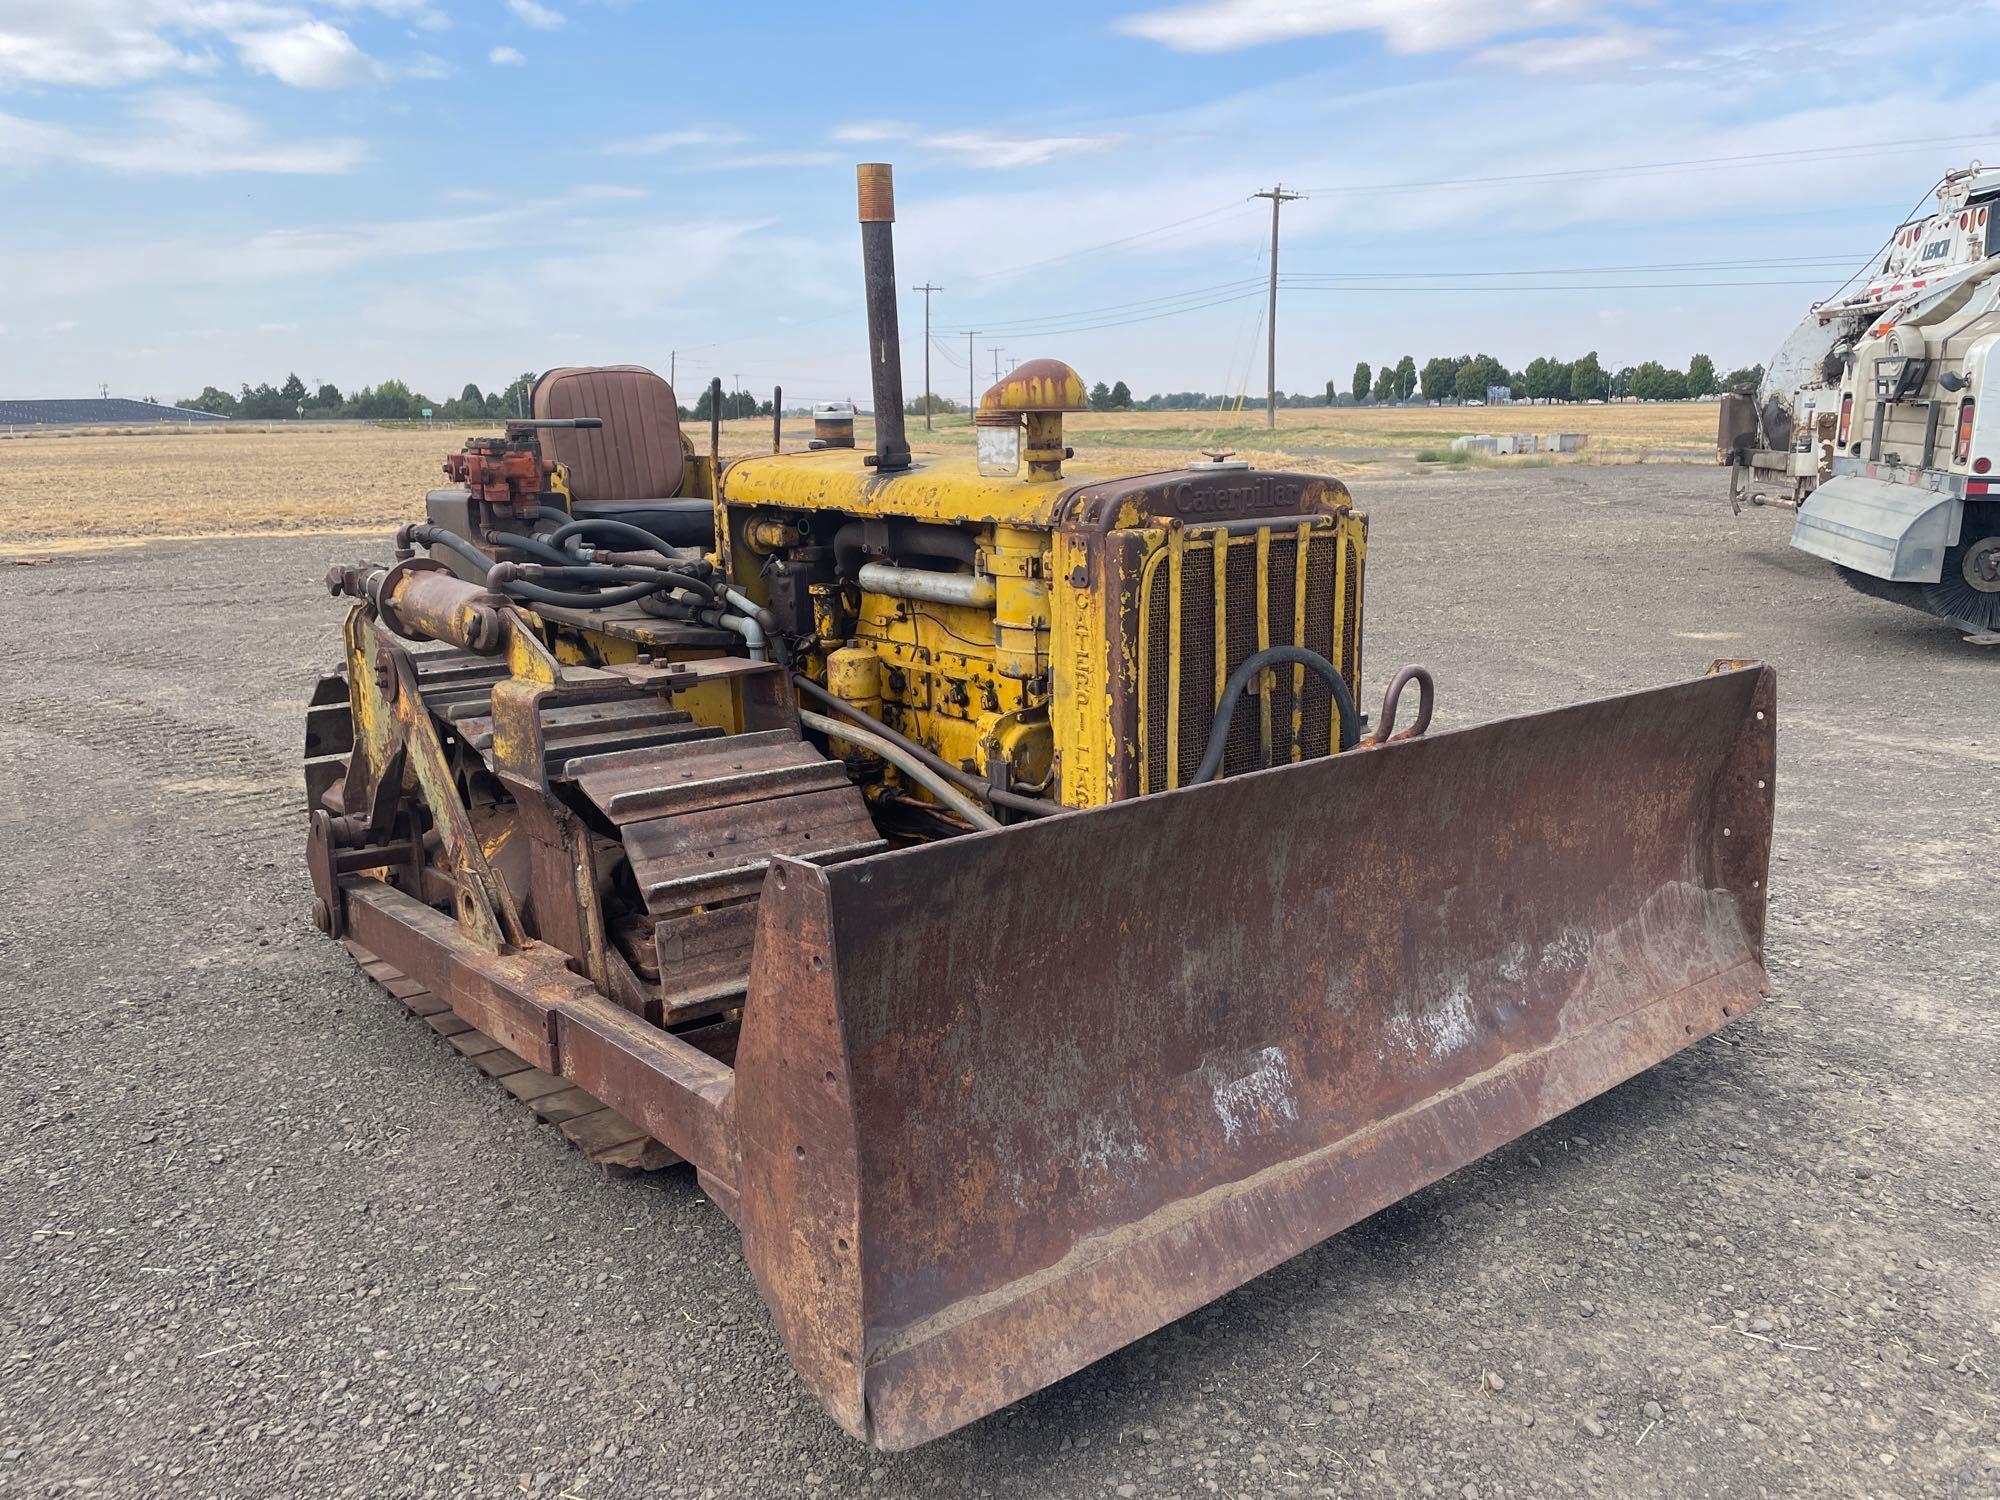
[2,466,1994,1499]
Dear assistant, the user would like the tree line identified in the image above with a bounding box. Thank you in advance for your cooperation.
[178,373,541,421]
[177,372,815,423]
[1339,351,1762,406]
[181,352,1765,426]
[1082,354,1763,412]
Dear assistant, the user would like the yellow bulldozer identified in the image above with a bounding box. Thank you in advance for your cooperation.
[307,165,1777,1448]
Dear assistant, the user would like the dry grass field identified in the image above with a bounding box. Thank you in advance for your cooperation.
[0,426,479,551]
[897,398,1714,468]
[0,403,1715,550]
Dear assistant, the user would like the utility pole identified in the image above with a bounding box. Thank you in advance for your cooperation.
[1251,184,1303,430]
[911,282,942,429]
[669,350,676,389]
[989,347,1006,385]
[731,372,741,420]
[965,331,978,411]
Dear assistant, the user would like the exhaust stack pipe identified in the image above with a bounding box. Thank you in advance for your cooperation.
[857,163,912,472]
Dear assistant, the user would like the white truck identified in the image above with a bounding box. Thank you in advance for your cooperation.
[1720,164,2000,636]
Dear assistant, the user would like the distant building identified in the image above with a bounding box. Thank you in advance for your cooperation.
[0,398,226,427]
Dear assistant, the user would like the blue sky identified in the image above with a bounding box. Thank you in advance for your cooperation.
[6,0,2000,405]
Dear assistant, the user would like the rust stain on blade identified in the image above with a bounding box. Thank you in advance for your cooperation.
[734,664,1776,1449]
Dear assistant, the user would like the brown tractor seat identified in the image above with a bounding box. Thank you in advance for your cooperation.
[531,365,711,548]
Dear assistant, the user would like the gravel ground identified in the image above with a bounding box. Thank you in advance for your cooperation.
[2,465,1995,1499]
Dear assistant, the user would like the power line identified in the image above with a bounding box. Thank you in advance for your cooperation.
[952,200,1258,287]
[943,273,1831,348]
[976,288,1267,340]
[1281,254,1874,280]
[660,215,1912,364]
[949,278,1267,335]
[681,253,1858,378]
[1818,172,1951,304]
[955,255,1867,339]
[1278,277,1839,292]
[1297,133,2000,195]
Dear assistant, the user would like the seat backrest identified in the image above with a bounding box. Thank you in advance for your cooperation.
[532,365,686,502]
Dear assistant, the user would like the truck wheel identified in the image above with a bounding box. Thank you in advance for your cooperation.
[1923,506,2000,633]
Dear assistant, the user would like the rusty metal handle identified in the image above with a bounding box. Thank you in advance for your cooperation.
[1369,665,1435,745]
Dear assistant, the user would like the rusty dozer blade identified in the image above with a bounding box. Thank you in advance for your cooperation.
[731,664,1774,1448]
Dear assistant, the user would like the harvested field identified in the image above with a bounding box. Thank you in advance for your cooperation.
[0,404,1713,551]
[887,398,1713,465]
[733,400,1710,476]
[0,426,494,550]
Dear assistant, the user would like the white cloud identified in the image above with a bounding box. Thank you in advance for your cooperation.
[601,126,749,156]
[925,130,1122,169]
[1117,0,1590,54]
[329,0,449,25]
[505,0,564,27]
[828,119,1121,168]
[403,50,451,78]
[236,20,377,86]
[0,185,671,307]
[0,0,219,86]
[0,92,364,173]
[830,120,910,144]
[0,0,428,87]
[1476,27,1664,73]
[487,43,524,63]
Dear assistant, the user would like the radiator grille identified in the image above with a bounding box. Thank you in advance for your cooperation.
[1138,523,1360,794]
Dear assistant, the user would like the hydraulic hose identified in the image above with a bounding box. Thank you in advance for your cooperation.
[548,516,704,559]
[503,564,714,591]
[486,529,576,566]
[636,593,701,621]
[791,674,1059,818]
[407,525,502,578]
[540,535,715,598]
[497,578,669,609]
[1189,646,1362,786]
[411,520,724,623]
[532,511,707,573]
[798,710,1001,831]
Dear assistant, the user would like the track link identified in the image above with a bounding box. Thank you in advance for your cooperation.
[339,938,680,1171]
